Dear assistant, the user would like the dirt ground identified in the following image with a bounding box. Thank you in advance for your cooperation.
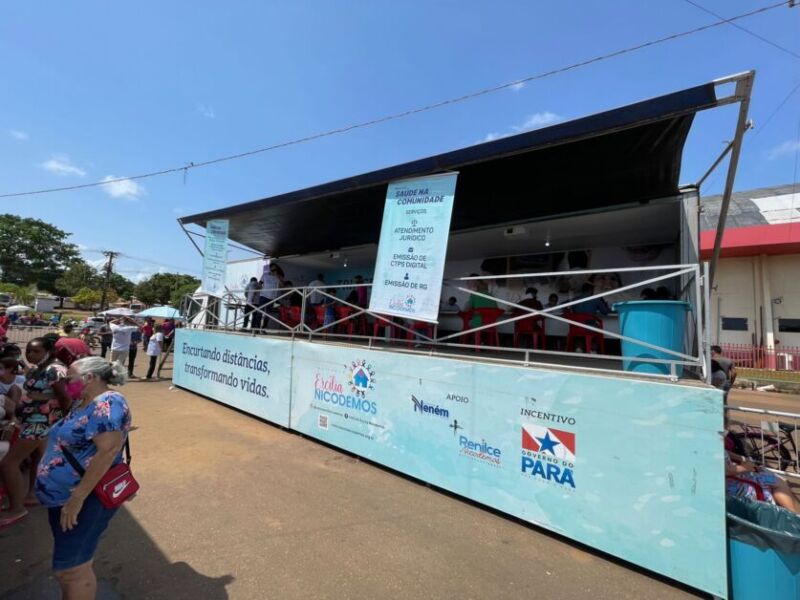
[0,376,710,600]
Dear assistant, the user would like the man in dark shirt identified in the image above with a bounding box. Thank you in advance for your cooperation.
[711,345,736,392]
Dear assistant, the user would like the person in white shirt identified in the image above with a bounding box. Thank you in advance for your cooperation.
[258,262,284,330]
[308,274,325,305]
[109,317,140,365]
[243,277,260,329]
[145,324,164,379]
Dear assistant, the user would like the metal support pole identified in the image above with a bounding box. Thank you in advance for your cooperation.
[709,71,755,287]
[178,220,204,257]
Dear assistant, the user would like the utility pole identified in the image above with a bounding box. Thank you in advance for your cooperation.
[99,251,119,311]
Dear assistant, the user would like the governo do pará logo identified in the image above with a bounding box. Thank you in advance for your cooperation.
[347,360,376,397]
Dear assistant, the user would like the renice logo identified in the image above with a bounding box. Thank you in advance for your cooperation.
[347,360,376,397]
[459,435,501,459]
[520,425,576,489]
[411,395,449,418]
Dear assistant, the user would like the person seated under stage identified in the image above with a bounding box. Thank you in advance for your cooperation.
[571,282,610,325]
[441,297,461,313]
[545,293,560,309]
[463,275,498,327]
[345,275,368,308]
[516,287,543,312]
[726,451,798,513]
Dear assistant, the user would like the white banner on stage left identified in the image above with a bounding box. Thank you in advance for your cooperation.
[201,219,229,296]
[369,172,458,323]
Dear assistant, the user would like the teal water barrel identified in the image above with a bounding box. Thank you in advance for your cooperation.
[613,300,690,376]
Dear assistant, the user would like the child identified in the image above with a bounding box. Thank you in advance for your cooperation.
[146,324,164,380]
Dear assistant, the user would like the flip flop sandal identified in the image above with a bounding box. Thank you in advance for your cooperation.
[24,499,40,507]
[0,511,27,529]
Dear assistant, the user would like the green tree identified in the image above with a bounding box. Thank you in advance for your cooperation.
[55,261,102,297]
[136,273,200,306]
[170,281,199,307]
[0,214,80,292]
[108,273,135,300]
[72,287,102,309]
[0,283,36,306]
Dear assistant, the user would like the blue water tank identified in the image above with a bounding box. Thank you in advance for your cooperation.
[613,300,690,376]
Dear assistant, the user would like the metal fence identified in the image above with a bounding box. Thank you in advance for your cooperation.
[721,343,800,371]
[726,405,800,480]
[4,325,57,346]
[182,263,709,382]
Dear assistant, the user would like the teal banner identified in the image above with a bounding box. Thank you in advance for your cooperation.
[172,329,292,426]
[201,219,229,296]
[369,173,458,322]
[173,330,727,598]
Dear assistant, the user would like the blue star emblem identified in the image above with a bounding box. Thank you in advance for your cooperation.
[536,432,560,456]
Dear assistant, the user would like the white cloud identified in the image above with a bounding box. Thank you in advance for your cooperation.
[509,81,526,92]
[511,111,562,131]
[480,111,562,143]
[767,139,800,160]
[197,103,216,119]
[39,154,86,177]
[9,129,29,141]
[129,265,167,283]
[172,206,187,215]
[102,175,145,200]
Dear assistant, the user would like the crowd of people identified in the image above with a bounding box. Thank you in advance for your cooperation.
[0,308,183,597]
[0,333,133,599]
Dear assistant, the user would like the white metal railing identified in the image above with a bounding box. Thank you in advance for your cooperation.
[181,263,708,381]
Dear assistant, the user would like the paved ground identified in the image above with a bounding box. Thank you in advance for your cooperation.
[0,379,716,600]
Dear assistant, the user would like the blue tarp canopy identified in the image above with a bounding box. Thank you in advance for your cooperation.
[180,81,718,258]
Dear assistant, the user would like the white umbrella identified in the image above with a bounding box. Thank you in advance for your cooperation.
[98,307,136,317]
[6,305,32,313]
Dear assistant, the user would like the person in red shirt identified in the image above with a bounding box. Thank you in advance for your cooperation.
[141,319,154,350]
[0,308,9,339]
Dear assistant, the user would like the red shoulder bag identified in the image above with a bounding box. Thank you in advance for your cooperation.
[62,438,140,509]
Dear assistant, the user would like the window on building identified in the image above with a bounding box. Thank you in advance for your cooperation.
[779,319,800,333]
[721,317,748,331]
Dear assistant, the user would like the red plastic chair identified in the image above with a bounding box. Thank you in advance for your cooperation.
[514,314,546,349]
[334,306,355,338]
[313,306,327,329]
[407,320,435,348]
[564,312,605,354]
[287,306,301,328]
[373,318,397,340]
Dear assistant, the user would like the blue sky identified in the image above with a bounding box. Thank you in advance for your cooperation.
[1,1,799,281]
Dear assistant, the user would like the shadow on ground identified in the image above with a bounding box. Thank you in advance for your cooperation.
[1,506,233,599]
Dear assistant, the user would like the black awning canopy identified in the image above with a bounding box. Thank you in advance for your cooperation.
[180,82,717,257]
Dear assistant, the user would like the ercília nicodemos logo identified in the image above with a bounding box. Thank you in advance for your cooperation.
[347,360,376,397]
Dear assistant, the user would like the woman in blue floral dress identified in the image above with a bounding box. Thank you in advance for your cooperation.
[36,356,132,600]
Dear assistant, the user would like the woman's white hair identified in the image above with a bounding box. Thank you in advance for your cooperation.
[72,357,127,386]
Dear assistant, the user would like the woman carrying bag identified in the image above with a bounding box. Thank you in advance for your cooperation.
[35,357,135,600]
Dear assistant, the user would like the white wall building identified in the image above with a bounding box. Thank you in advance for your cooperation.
[701,184,800,356]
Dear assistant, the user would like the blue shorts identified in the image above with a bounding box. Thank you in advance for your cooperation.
[47,494,118,571]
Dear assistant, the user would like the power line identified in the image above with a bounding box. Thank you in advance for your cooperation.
[700,77,800,191]
[0,1,789,200]
[681,0,800,61]
[757,78,800,135]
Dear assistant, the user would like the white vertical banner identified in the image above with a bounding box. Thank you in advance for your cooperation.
[201,219,229,296]
[369,172,458,323]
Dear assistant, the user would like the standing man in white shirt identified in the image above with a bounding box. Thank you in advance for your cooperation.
[308,273,325,305]
[243,277,260,329]
[109,317,140,365]
[259,262,284,330]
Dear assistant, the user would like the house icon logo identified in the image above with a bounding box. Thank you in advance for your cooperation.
[347,360,376,397]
